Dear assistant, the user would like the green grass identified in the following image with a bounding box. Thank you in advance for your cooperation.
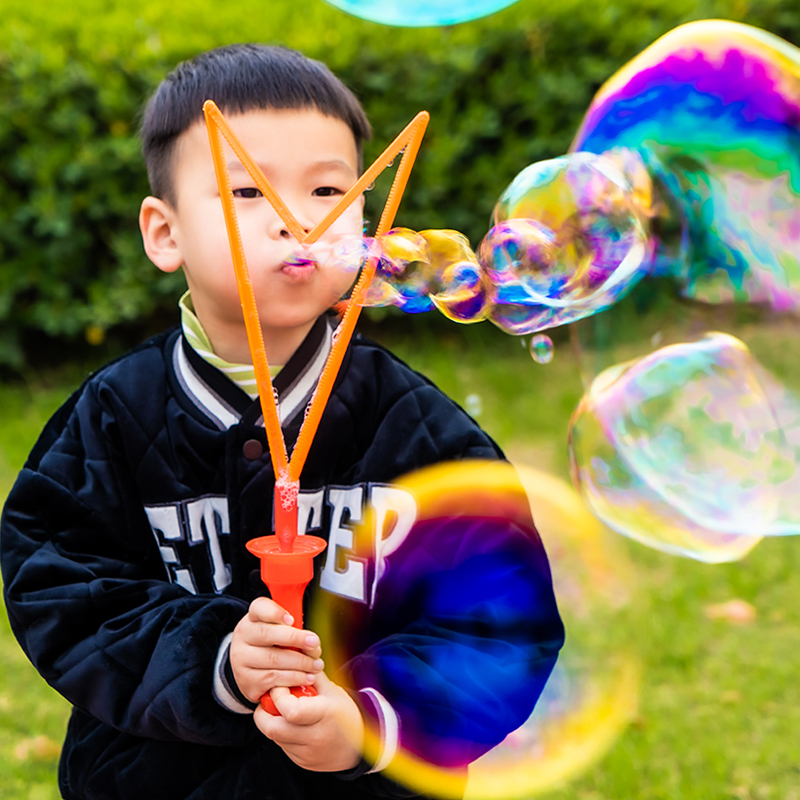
[0,370,83,800]
[1,320,800,799]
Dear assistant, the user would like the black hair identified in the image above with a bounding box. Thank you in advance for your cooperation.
[140,44,371,205]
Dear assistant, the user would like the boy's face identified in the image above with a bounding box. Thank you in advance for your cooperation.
[155,107,364,357]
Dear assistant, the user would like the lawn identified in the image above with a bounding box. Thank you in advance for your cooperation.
[1,316,799,800]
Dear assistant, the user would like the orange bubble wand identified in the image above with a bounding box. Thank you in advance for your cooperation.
[203,100,428,712]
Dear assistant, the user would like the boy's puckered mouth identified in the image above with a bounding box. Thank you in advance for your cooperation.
[281,255,318,280]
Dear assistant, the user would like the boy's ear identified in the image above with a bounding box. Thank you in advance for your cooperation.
[140,196,183,273]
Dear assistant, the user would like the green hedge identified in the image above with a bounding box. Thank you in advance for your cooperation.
[1,0,798,368]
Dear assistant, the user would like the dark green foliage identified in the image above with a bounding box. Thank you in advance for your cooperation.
[1,0,798,368]
[0,39,185,367]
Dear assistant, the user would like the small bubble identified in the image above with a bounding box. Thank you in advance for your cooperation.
[530,334,554,364]
[651,331,664,347]
[464,394,483,417]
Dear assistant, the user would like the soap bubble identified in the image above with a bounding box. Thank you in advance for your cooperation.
[365,227,435,313]
[425,229,491,324]
[572,20,800,314]
[464,393,483,417]
[530,334,554,364]
[566,332,800,561]
[319,233,378,274]
[362,228,493,320]
[321,0,521,27]
[466,465,642,798]
[479,153,651,335]
[432,260,490,323]
[310,461,642,798]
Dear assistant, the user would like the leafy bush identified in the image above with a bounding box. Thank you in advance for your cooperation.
[1,0,798,368]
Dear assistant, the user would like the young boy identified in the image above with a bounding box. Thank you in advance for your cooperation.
[1,45,564,799]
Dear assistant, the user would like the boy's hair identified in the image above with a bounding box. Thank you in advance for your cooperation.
[141,44,372,205]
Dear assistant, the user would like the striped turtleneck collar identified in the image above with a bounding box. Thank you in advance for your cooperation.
[179,290,280,399]
[175,291,334,431]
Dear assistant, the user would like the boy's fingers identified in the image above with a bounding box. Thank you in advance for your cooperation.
[245,669,318,698]
[254,696,320,743]
[239,609,321,655]
[302,639,323,660]
[244,645,323,674]
[253,703,299,741]
[311,670,333,693]
[270,687,325,726]
[245,624,321,653]
[248,596,293,626]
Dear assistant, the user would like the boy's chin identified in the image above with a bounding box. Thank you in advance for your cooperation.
[259,309,327,333]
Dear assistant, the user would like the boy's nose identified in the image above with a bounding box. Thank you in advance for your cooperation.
[275,225,311,242]
[267,208,313,241]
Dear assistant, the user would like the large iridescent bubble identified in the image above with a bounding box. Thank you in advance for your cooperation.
[466,465,642,798]
[569,334,777,562]
[569,328,800,561]
[310,461,641,798]
[320,0,521,27]
[311,460,563,798]
[572,19,800,312]
[481,152,651,335]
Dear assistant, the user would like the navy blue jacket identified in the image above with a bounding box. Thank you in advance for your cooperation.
[1,318,564,800]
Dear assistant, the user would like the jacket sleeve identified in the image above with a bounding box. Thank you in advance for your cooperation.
[0,380,253,747]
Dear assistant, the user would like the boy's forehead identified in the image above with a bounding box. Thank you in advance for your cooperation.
[181,107,359,170]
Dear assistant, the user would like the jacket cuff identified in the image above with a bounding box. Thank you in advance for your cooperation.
[213,633,257,714]
[358,687,400,773]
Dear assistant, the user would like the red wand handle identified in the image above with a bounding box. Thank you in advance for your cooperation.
[244,534,327,715]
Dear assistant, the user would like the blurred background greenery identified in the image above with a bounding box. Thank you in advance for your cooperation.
[2,0,800,371]
[2,1,800,799]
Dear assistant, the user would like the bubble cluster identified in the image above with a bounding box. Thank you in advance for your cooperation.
[559,20,800,559]
[311,462,641,798]
[350,153,650,335]
[320,0,521,27]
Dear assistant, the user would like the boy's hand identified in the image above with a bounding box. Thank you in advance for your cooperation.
[230,597,324,703]
[254,671,364,772]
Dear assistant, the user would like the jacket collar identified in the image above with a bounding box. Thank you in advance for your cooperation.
[171,316,333,431]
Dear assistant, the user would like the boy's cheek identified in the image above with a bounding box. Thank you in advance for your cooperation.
[326,202,365,236]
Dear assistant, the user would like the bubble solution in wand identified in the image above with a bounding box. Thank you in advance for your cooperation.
[203,100,429,714]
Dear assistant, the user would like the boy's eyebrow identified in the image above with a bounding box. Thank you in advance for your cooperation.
[306,159,358,176]
[226,159,357,177]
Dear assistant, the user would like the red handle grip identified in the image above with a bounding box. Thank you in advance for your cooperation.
[244,535,328,717]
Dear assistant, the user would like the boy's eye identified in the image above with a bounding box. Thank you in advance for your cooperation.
[312,186,343,197]
[232,187,263,199]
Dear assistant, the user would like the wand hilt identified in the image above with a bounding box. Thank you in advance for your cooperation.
[245,534,327,715]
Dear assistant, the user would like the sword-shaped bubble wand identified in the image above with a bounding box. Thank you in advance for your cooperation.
[204,100,428,712]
